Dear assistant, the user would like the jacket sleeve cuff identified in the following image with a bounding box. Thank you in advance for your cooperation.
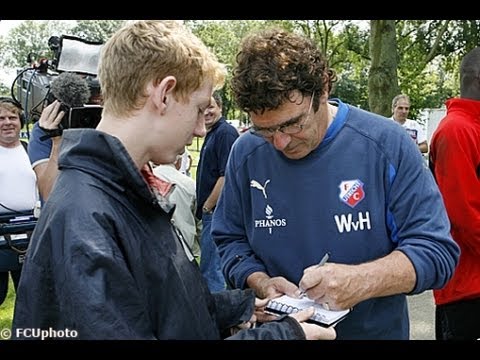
[211,288,256,330]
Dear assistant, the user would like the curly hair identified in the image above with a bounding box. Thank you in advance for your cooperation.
[231,28,336,114]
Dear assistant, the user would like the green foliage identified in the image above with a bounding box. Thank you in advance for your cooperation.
[332,69,369,109]
[187,20,277,121]
[291,21,366,69]
[187,20,372,119]
[394,20,464,117]
[0,20,125,78]
[70,20,127,43]
[329,22,370,109]
[2,20,478,122]
[1,20,72,69]
[0,83,10,97]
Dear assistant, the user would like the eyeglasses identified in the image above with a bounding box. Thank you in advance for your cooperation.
[249,92,315,138]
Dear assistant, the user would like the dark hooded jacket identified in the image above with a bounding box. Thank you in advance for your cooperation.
[11,129,305,340]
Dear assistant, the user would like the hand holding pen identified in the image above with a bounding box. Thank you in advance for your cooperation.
[297,252,330,298]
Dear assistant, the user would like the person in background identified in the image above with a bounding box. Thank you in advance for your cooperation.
[27,100,64,201]
[0,97,37,305]
[195,92,239,292]
[153,156,201,260]
[391,94,429,154]
[211,28,459,339]
[28,77,102,201]
[11,20,336,341]
[429,46,480,340]
[179,147,192,177]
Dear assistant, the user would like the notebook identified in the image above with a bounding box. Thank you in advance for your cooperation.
[265,295,351,327]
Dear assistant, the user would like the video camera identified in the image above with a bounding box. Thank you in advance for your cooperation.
[0,211,37,271]
[12,35,104,131]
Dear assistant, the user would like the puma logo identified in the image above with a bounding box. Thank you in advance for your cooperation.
[250,179,270,199]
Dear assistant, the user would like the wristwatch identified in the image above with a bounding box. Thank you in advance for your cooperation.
[202,206,214,214]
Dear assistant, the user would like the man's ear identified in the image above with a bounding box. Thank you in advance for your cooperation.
[152,76,177,114]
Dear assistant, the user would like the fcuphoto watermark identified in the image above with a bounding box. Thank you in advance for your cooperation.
[0,327,78,340]
[1,328,11,339]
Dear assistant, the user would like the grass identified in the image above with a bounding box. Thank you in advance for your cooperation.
[0,138,204,338]
[0,277,16,339]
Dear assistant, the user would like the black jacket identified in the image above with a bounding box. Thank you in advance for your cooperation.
[12,129,305,340]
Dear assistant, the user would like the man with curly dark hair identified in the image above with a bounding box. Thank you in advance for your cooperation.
[212,28,460,340]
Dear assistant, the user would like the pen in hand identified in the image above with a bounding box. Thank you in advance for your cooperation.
[298,252,330,298]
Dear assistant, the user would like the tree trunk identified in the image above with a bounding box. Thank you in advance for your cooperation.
[368,20,400,116]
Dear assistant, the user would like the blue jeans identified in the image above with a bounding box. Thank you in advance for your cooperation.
[199,213,226,293]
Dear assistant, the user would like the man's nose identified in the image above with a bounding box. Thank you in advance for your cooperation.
[271,131,291,150]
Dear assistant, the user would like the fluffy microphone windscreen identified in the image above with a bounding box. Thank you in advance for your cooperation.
[50,72,91,108]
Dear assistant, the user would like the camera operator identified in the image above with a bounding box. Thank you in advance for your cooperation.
[28,100,65,201]
[0,98,37,305]
[28,76,102,201]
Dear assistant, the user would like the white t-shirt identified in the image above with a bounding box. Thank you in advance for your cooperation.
[179,149,192,176]
[392,118,427,145]
[0,144,37,213]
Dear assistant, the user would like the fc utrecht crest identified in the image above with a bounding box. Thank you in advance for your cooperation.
[339,179,365,208]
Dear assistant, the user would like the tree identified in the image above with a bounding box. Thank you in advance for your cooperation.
[368,20,399,116]
[1,20,72,69]
[0,83,9,97]
[0,20,125,78]
[70,20,127,43]
[327,22,370,109]
[369,20,477,119]
[186,20,277,122]
[187,20,371,119]
[3,20,477,122]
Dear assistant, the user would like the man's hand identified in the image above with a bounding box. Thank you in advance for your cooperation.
[298,262,362,310]
[247,272,300,299]
[299,251,416,311]
[39,100,65,130]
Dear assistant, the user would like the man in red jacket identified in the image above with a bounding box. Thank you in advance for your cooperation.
[429,46,480,340]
